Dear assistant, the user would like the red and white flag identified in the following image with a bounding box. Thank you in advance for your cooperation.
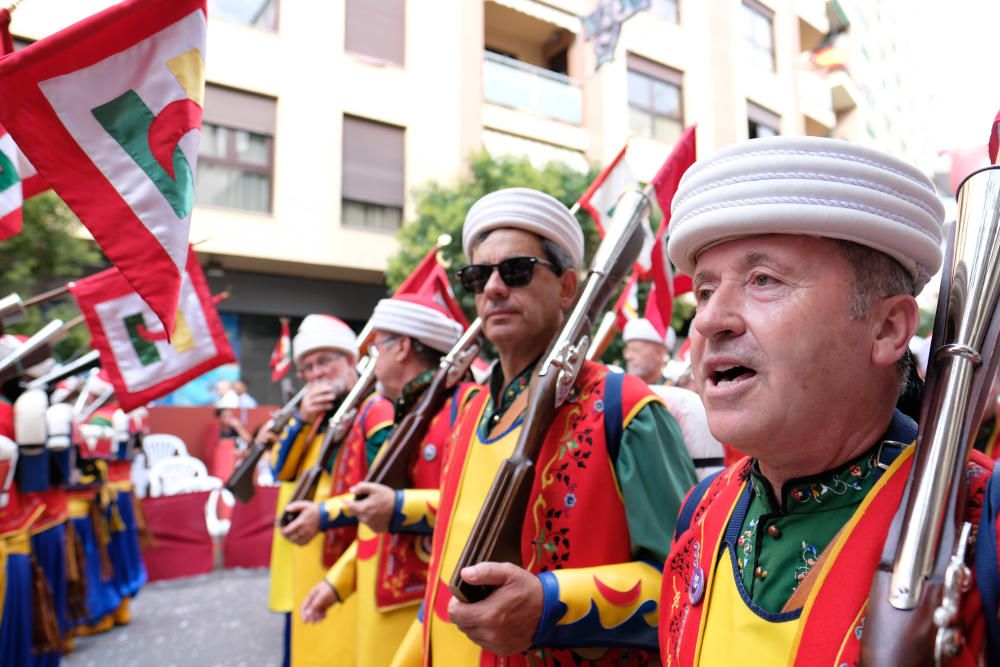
[613,272,640,331]
[577,144,636,237]
[396,245,470,327]
[270,318,292,382]
[0,0,207,336]
[69,247,234,412]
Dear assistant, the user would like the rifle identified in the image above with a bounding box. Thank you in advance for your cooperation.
[0,316,83,385]
[26,350,101,390]
[358,318,482,497]
[449,187,652,603]
[277,354,378,527]
[0,293,26,330]
[862,166,1000,665]
[225,384,308,504]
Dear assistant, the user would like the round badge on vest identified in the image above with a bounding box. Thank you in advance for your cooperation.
[689,565,705,605]
[422,444,437,462]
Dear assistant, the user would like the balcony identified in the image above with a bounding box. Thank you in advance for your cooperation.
[482,50,582,125]
[798,68,835,129]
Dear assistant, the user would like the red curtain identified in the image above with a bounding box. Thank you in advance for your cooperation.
[222,485,279,569]
[141,491,215,582]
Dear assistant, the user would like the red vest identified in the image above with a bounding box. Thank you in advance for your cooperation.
[427,362,658,666]
[371,382,479,611]
[659,449,993,666]
[323,393,394,568]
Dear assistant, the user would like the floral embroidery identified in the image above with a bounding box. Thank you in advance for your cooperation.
[788,452,877,506]
[737,518,756,569]
[794,541,819,588]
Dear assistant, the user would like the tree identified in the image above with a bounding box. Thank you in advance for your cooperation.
[0,192,105,360]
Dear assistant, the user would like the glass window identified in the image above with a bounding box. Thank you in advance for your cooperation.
[741,1,775,72]
[208,0,278,31]
[341,116,405,232]
[196,122,273,213]
[342,200,402,232]
[627,67,683,143]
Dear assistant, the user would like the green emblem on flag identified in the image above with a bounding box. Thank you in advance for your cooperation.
[0,150,20,193]
[124,313,162,366]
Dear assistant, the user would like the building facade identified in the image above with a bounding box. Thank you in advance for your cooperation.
[13,0,927,403]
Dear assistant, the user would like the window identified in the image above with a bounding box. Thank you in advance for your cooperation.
[345,0,405,66]
[649,0,679,23]
[342,116,405,232]
[627,54,683,144]
[747,101,780,138]
[208,0,278,31]
[741,0,775,71]
[197,85,276,213]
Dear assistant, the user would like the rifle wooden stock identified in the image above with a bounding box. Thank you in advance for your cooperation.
[225,385,308,504]
[449,188,651,603]
[278,357,377,527]
[0,318,75,384]
[862,166,1000,665]
[359,319,483,497]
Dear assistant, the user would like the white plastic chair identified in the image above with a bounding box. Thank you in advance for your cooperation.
[205,487,235,538]
[131,452,150,498]
[141,434,188,469]
[148,455,217,497]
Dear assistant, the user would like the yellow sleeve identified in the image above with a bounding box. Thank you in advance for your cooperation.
[389,615,424,667]
[319,491,357,530]
[324,539,358,602]
[389,488,440,534]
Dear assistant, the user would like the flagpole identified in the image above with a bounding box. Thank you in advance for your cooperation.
[22,284,69,308]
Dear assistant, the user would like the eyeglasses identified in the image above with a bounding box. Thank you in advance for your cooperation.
[297,352,346,376]
[370,336,399,353]
[456,256,560,294]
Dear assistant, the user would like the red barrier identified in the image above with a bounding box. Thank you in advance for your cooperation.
[141,491,215,582]
[222,485,279,569]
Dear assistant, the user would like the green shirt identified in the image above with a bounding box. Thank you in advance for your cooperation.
[737,444,887,612]
[484,363,696,562]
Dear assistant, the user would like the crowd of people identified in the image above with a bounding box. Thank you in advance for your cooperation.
[4,134,1000,666]
[249,135,1000,666]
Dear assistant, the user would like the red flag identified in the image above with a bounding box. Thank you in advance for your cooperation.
[69,246,234,412]
[613,273,640,331]
[0,0,208,336]
[646,233,694,335]
[396,246,469,327]
[577,144,634,236]
[650,125,697,221]
[269,318,292,382]
[989,108,1000,165]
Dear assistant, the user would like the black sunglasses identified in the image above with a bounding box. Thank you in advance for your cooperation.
[456,256,560,294]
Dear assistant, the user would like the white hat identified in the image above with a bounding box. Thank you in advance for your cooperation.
[463,187,584,268]
[370,294,464,353]
[623,318,667,347]
[667,136,945,292]
[293,314,357,364]
[216,390,240,410]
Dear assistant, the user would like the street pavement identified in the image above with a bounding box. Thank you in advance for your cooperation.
[63,568,283,667]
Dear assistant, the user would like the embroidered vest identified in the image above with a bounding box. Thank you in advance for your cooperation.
[371,382,479,611]
[659,449,993,666]
[322,392,394,568]
[424,362,658,666]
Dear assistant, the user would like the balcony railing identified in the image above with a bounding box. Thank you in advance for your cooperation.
[482,51,582,125]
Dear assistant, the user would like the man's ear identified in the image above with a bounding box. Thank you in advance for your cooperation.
[395,336,412,363]
[871,294,919,369]
[558,269,579,311]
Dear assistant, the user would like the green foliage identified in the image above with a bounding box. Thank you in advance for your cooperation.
[0,192,105,360]
[386,150,600,320]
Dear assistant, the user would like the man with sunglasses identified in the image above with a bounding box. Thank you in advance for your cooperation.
[411,187,697,665]
[298,294,480,666]
[269,314,394,667]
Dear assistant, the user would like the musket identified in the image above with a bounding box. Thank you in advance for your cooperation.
[277,354,378,527]
[449,187,651,603]
[862,166,1000,666]
[0,316,83,385]
[225,384,308,504]
[0,293,26,329]
[358,318,482,496]
[26,350,101,390]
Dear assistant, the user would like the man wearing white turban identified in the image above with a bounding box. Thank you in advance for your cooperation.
[410,187,696,665]
[296,295,479,667]
[658,136,1000,664]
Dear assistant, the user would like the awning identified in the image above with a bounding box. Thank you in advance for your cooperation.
[486,0,580,34]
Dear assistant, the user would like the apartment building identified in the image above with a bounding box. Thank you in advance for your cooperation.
[12,0,886,401]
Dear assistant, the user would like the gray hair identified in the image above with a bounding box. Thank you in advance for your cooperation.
[832,239,917,389]
[469,230,578,274]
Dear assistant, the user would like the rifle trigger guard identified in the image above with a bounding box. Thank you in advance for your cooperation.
[934,521,974,665]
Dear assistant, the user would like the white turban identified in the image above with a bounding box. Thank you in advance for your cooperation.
[370,294,464,353]
[623,318,667,347]
[667,136,945,292]
[293,314,357,364]
[462,187,584,268]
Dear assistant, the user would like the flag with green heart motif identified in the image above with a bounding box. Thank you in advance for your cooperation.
[0,0,207,336]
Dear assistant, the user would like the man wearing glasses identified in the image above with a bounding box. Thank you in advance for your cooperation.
[411,188,696,665]
[269,314,394,667]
